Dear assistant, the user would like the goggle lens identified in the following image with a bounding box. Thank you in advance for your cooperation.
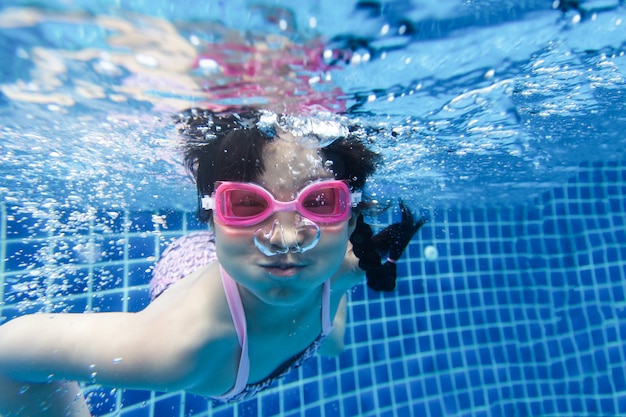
[224,190,270,218]
[300,186,342,216]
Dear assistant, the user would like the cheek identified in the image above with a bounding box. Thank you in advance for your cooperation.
[317,223,351,254]
[213,224,254,257]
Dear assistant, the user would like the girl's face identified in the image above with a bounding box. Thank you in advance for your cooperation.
[213,136,355,307]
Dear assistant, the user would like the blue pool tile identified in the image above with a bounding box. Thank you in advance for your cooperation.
[374,363,389,383]
[92,292,125,312]
[86,387,118,415]
[213,405,235,417]
[610,346,625,365]
[302,380,320,403]
[127,262,153,287]
[387,340,401,359]
[427,398,444,416]
[127,211,156,233]
[412,400,428,417]
[618,394,626,415]
[260,392,280,416]
[301,357,320,379]
[153,395,180,416]
[605,325,618,343]
[99,238,126,262]
[392,382,409,404]
[281,387,301,411]
[375,388,392,410]
[607,247,619,262]
[568,380,581,395]
[357,393,375,417]
[357,367,373,389]
[303,405,321,417]
[126,288,150,312]
[127,236,156,259]
[424,375,440,396]
[385,405,408,417]
[350,302,366,322]
[93,265,125,292]
[319,356,338,373]
[120,407,150,417]
[340,371,356,393]
[341,395,359,416]
[600,398,616,415]
[121,389,151,408]
[237,398,258,416]
[3,240,44,272]
[280,369,300,386]
[61,296,89,313]
[585,397,601,415]
[369,322,384,339]
[614,285,626,303]
[3,208,44,239]
[184,393,208,415]
[402,338,417,360]
[350,283,366,301]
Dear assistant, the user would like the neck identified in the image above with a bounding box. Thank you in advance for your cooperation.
[219,266,322,333]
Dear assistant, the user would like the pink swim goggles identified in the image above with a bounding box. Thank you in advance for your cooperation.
[202,180,361,227]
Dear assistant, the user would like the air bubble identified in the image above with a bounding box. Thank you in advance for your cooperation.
[424,245,438,261]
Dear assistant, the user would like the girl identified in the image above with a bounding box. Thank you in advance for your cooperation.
[0,108,423,416]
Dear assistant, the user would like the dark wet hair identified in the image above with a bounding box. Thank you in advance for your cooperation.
[177,107,424,292]
[177,107,380,223]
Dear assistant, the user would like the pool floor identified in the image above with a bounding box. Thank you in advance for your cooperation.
[1,159,626,416]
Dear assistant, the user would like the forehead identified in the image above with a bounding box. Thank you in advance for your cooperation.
[258,135,333,195]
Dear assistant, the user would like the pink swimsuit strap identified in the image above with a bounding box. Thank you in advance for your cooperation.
[215,266,333,400]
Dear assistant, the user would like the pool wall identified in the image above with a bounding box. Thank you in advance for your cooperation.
[1,159,625,417]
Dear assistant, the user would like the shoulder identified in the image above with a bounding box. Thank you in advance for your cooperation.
[139,262,234,349]
[135,263,241,394]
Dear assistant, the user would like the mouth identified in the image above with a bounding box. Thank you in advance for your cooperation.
[260,262,306,277]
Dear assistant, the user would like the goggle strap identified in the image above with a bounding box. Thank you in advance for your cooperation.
[201,195,215,211]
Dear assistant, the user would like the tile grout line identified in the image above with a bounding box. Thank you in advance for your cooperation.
[0,202,6,310]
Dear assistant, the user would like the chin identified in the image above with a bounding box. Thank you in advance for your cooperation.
[260,283,316,306]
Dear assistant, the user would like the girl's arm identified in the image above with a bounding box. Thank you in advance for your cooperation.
[0,311,184,388]
[319,241,364,357]
[0,266,233,415]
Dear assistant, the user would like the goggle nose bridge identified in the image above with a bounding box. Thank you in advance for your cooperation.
[253,217,322,256]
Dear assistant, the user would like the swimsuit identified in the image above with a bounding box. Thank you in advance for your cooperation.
[149,231,334,403]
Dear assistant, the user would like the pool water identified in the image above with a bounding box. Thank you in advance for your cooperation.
[1,1,626,416]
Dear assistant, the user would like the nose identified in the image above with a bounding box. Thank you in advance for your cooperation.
[254,214,321,256]
[268,213,300,248]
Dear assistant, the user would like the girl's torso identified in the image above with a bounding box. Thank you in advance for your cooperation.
[146,260,346,398]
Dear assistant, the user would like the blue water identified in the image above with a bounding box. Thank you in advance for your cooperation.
[1,1,626,416]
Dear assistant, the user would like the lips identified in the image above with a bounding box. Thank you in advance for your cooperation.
[262,263,303,270]
[260,261,306,277]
